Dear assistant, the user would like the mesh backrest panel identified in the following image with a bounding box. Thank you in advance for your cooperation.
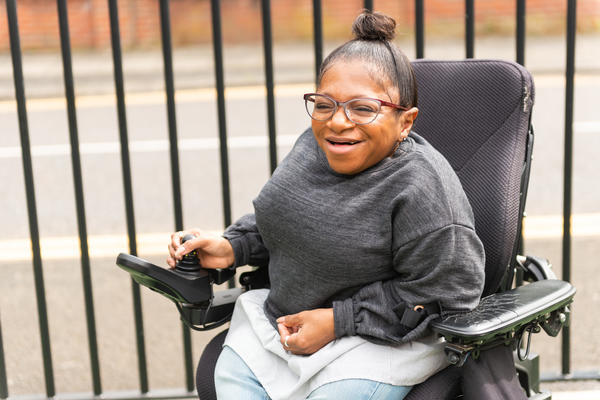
[411,60,534,295]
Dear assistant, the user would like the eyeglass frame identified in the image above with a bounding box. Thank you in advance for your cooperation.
[303,92,409,125]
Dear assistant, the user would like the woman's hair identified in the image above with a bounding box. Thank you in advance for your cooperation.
[318,10,418,109]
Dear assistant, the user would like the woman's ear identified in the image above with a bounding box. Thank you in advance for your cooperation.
[399,107,419,139]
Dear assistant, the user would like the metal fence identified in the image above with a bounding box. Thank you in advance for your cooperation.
[0,0,588,399]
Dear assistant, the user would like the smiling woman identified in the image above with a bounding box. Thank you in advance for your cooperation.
[168,10,485,400]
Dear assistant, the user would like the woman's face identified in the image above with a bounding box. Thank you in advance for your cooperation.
[311,61,418,175]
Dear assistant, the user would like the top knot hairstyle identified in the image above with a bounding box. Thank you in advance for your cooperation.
[351,10,396,41]
[318,10,418,109]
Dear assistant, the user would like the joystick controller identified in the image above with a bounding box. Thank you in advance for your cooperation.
[175,234,203,274]
[115,233,241,330]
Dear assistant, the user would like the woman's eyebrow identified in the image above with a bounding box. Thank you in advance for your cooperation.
[317,91,380,100]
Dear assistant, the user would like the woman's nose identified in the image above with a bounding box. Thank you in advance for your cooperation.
[327,106,354,131]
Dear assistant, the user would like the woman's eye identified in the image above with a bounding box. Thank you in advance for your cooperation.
[315,103,334,110]
[351,105,376,113]
[349,100,379,114]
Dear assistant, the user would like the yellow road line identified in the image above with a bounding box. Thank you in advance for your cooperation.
[0,83,315,113]
[2,73,599,114]
[2,213,599,262]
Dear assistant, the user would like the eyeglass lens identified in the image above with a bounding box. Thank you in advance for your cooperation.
[305,94,381,125]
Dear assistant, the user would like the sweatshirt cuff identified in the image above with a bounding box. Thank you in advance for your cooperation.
[222,234,248,268]
[333,298,356,338]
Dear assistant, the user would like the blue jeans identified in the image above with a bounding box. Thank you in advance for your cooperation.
[214,346,412,400]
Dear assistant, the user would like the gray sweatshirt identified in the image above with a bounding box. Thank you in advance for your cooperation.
[224,128,485,345]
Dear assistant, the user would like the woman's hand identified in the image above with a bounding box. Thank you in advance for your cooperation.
[167,229,235,270]
[276,308,336,355]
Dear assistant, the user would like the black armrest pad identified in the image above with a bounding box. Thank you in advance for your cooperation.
[431,280,575,341]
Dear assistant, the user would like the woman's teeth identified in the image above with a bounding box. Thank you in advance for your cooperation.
[327,139,359,145]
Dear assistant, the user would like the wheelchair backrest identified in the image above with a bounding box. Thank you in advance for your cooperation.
[411,59,535,296]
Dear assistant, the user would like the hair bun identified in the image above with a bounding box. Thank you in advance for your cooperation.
[352,10,396,41]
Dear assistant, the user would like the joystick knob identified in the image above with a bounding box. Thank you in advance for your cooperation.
[175,234,202,274]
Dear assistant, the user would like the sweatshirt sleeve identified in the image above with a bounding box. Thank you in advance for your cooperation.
[222,213,270,268]
[333,224,485,345]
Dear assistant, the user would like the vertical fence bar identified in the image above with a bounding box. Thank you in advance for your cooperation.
[210,0,233,229]
[107,0,149,393]
[465,0,475,58]
[56,0,102,394]
[515,0,526,288]
[5,0,56,396]
[364,0,374,12]
[516,0,526,66]
[312,0,323,84]
[158,0,194,392]
[0,314,8,399]
[159,1,183,232]
[260,0,278,173]
[415,0,425,59]
[562,0,577,376]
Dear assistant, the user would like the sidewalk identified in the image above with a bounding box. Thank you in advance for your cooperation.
[553,391,600,400]
[544,380,600,399]
[0,34,599,100]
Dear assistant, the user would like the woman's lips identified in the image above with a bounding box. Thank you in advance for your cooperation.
[325,138,364,154]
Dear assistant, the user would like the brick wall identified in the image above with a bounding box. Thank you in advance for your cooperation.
[1,0,598,51]
[0,0,162,50]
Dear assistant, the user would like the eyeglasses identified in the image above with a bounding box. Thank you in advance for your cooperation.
[303,93,408,125]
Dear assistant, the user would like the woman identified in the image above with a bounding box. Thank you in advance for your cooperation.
[167,11,485,400]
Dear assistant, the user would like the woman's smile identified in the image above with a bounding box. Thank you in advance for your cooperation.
[325,137,365,154]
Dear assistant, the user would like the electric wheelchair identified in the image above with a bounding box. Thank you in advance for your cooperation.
[116,59,575,399]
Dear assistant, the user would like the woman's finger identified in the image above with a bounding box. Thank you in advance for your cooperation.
[168,241,177,257]
[284,332,300,351]
[277,312,302,327]
[278,326,300,351]
[166,257,176,269]
[170,230,182,244]
[277,323,288,338]
[175,235,210,258]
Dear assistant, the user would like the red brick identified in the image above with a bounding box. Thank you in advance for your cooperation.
[0,0,598,51]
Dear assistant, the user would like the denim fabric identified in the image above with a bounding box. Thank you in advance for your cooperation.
[214,346,412,400]
[214,346,269,400]
[307,379,412,400]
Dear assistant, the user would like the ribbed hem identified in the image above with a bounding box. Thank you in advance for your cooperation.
[333,298,356,338]
[222,234,248,268]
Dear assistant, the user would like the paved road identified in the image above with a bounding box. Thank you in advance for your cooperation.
[1,76,599,240]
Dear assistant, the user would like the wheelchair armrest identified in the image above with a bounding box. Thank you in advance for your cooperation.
[431,279,575,347]
[431,280,575,365]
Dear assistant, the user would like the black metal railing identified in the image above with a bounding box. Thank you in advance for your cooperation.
[57,0,103,394]
[561,0,577,379]
[107,0,150,395]
[0,0,589,399]
[5,0,55,397]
